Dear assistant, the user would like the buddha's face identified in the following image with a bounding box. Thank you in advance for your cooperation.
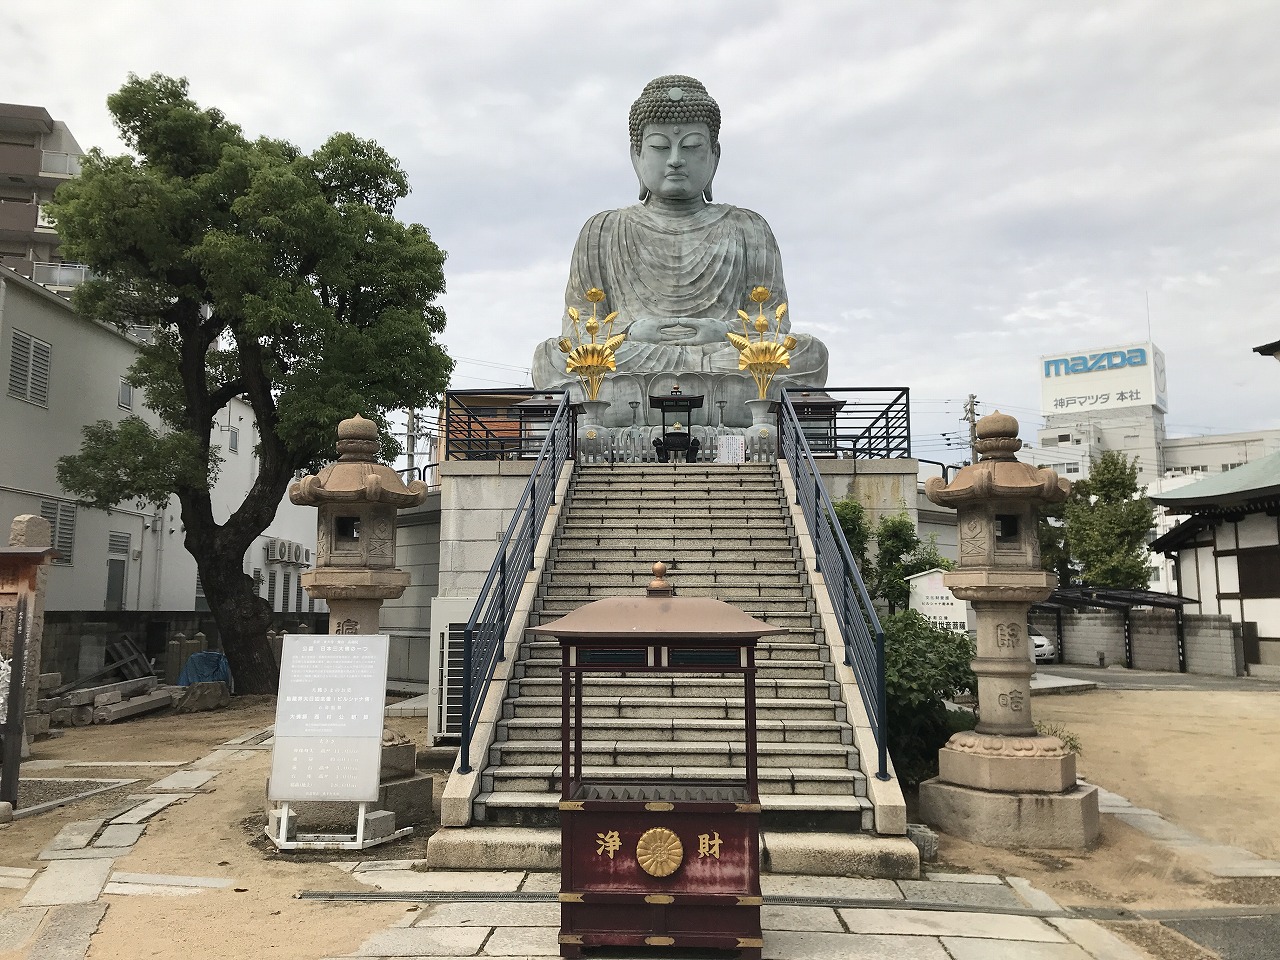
[632,122,719,201]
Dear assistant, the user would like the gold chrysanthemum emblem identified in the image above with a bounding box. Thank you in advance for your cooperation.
[636,827,683,877]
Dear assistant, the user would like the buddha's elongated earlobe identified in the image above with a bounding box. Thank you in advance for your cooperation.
[703,184,713,202]
[639,183,650,202]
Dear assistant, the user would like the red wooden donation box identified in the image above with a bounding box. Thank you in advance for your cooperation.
[527,563,785,959]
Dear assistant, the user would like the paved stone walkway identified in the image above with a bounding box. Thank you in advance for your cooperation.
[322,867,1149,960]
[0,728,267,957]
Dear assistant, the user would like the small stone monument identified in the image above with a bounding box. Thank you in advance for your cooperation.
[283,414,434,839]
[919,412,1099,848]
[290,414,427,631]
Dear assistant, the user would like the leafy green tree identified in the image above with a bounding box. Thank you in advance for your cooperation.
[1037,498,1078,586]
[51,74,451,692]
[872,512,953,614]
[1064,451,1155,589]
[883,610,976,785]
[832,497,870,574]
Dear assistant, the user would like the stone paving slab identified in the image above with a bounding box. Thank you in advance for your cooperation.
[95,823,146,848]
[1008,875,1066,912]
[1047,918,1150,959]
[482,926,558,956]
[0,906,47,951]
[149,769,218,791]
[761,930,952,959]
[25,903,108,960]
[925,871,1004,884]
[759,873,903,900]
[37,847,133,861]
[109,871,232,888]
[838,907,1067,941]
[354,925,489,956]
[518,872,560,892]
[0,876,32,889]
[103,881,206,897]
[46,819,105,850]
[110,793,191,824]
[354,870,525,893]
[942,938,1092,959]
[0,866,38,879]
[22,858,113,906]
[354,859,420,871]
[411,901,558,927]
[761,904,843,932]
[896,878,1025,908]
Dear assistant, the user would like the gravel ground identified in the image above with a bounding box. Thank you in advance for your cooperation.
[17,776,129,810]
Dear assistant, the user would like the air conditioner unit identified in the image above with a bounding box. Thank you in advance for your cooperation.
[428,596,478,745]
[289,542,303,565]
[264,539,280,563]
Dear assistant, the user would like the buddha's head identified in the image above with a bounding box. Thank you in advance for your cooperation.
[629,75,721,204]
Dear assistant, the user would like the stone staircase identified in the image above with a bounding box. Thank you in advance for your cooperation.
[470,461,875,834]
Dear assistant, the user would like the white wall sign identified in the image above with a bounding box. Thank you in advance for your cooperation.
[1039,341,1168,416]
[268,633,388,802]
[716,434,746,464]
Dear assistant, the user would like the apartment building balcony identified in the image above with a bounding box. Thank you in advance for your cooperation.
[0,198,38,237]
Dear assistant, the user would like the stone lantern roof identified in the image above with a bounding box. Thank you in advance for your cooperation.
[289,414,428,509]
[924,411,1070,508]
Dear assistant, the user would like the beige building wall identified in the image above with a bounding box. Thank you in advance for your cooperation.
[0,267,318,615]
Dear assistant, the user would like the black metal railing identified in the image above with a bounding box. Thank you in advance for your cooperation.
[783,387,910,460]
[779,392,889,781]
[458,392,574,773]
[445,388,560,461]
[396,459,441,492]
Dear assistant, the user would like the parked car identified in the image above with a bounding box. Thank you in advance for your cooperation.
[1029,625,1057,664]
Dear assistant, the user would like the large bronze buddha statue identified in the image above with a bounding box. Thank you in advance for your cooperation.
[530,75,829,433]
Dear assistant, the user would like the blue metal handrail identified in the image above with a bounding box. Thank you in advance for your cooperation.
[458,391,573,773]
[779,392,890,781]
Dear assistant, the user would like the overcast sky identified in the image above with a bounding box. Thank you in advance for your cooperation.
[5,0,1277,465]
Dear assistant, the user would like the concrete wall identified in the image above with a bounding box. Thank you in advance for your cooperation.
[40,609,327,683]
[436,460,537,598]
[382,490,442,632]
[817,458,919,529]
[1030,609,1240,677]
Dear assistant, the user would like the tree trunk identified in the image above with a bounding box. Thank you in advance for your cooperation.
[202,562,280,694]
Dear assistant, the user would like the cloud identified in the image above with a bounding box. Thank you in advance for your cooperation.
[4,0,1278,451]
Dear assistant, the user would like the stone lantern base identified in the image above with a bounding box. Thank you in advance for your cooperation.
[919,731,1099,849]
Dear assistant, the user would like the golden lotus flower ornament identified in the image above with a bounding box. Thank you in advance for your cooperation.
[727,286,792,400]
[559,287,625,401]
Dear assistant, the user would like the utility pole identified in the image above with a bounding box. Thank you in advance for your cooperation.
[962,394,979,464]
[405,407,417,472]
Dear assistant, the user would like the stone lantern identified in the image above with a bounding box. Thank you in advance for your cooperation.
[290,414,427,634]
[919,411,1099,848]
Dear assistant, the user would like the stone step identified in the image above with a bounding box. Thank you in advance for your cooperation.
[549,544,800,563]
[510,675,839,701]
[531,609,820,631]
[496,716,854,746]
[514,658,833,682]
[489,739,859,771]
[471,792,874,831]
[559,512,791,525]
[544,570,807,587]
[483,764,867,797]
[520,638,828,662]
[565,495,783,509]
[549,558,802,575]
[539,583,811,601]
[507,695,846,723]
[574,464,778,475]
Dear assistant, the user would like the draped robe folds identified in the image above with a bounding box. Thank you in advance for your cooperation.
[531,202,829,429]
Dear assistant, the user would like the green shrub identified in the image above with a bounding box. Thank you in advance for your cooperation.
[883,610,976,786]
[1035,721,1082,754]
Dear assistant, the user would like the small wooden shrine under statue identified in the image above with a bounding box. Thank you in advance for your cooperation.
[528,562,784,959]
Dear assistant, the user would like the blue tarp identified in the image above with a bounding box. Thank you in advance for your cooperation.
[177,650,234,693]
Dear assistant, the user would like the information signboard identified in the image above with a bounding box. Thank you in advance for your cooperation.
[716,435,746,464]
[268,634,388,803]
